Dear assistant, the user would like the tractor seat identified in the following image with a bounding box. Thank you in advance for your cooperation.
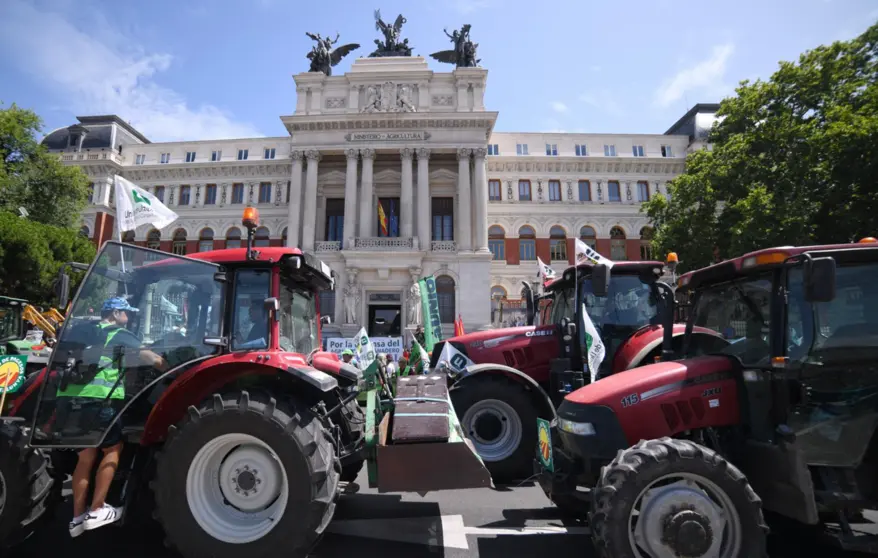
[311,352,362,383]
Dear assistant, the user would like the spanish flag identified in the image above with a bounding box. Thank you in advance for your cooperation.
[378,201,389,236]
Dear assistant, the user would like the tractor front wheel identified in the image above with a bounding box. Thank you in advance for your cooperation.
[153,391,340,558]
[0,425,57,549]
[590,437,768,558]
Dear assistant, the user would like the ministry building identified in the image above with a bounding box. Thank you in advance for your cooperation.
[42,54,718,339]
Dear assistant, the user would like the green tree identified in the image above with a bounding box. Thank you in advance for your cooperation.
[0,104,91,228]
[644,23,878,271]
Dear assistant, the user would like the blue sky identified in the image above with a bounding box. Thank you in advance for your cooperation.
[1,0,875,142]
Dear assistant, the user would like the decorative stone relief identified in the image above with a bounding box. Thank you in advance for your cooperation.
[305,149,321,162]
[432,95,453,106]
[507,180,514,200]
[596,180,603,202]
[248,183,255,204]
[325,97,347,109]
[473,147,487,159]
[457,147,472,160]
[274,181,283,205]
[345,148,359,160]
[416,147,430,160]
[220,183,227,207]
[361,81,416,113]
[536,179,543,201]
[626,182,632,201]
[195,184,201,205]
[168,187,175,206]
[291,150,304,164]
[343,269,360,325]
[400,147,414,161]
[360,148,376,160]
[566,180,573,201]
[408,281,422,326]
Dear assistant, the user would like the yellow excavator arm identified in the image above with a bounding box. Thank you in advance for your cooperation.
[21,304,56,339]
[44,308,65,325]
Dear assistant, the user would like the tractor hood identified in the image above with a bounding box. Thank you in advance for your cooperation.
[444,324,560,383]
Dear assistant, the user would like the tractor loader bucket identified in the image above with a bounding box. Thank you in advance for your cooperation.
[367,372,493,493]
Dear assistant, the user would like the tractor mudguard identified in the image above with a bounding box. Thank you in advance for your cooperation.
[311,353,362,384]
[141,353,336,445]
[613,325,726,370]
[453,363,556,421]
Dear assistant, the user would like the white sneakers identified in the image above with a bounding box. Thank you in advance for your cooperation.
[69,504,124,537]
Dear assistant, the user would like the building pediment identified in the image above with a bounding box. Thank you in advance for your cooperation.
[373,168,402,183]
[317,169,347,185]
[429,168,457,182]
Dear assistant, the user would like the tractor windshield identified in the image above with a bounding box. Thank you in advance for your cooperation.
[688,273,773,367]
[31,243,224,448]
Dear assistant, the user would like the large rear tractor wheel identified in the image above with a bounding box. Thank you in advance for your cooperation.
[451,375,538,483]
[339,398,365,483]
[590,437,768,558]
[153,391,341,558]
[0,425,57,549]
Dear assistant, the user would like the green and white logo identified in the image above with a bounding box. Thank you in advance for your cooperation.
[0,354,27,394]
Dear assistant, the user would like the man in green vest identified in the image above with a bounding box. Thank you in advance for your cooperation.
[60,297,167,537]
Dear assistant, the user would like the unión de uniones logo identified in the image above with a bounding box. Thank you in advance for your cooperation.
[0,355,26,394]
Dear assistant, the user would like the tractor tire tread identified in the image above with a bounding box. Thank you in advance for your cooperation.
[339,399,365,483]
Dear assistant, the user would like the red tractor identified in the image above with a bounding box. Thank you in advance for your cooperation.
[431,258,724,482]
[0,209,490,557]
[538,239,878,556]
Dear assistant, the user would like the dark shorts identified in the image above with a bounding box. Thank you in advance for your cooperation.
[57,398,124,448]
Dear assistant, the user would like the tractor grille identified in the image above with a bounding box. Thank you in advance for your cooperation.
[660,398,707,431]
[502,347,534,369]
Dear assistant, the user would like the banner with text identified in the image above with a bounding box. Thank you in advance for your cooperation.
[324,336,404,362]
[419,275,443,352]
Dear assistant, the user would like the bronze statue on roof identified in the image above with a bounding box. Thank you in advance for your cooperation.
[370,10,413,57]
[306,32,360,76]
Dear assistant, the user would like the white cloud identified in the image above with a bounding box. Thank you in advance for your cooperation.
[654,43,735,108]
[453,0,492,14]
[551,101,569,114]
[579,90,626,118]
[0,0,262,142]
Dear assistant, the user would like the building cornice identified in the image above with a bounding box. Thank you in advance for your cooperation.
[280,111,499,134]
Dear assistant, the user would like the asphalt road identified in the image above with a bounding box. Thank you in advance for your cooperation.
[8,469,878,557]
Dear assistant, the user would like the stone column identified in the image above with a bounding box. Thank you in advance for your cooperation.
[343,149,359,249]
[416,148,431,252]
[457,148,473,252]
[301,150,321,251]
[358,149,375,239]
[286,151,304,247]
[473,147,489,252]
[400,148,414,239]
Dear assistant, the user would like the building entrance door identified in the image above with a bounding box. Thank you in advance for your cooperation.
[369,304,402,337]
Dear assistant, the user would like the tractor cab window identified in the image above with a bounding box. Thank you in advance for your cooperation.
[232,269,271,351]
[32,243,223,447]
[0,301,22,342]
[278,277,319,355]
[549,286,575,325]
[689,274,772,367]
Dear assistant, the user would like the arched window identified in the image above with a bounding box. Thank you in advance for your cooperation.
[121,230,135,244]
[147,229,161,250]
[281,227,289,247]
[254,226,270,247]
[488,225,505,261]
[199,228,214,252]
[172,228,187,256]
[579,226,596,249]
[226,227,242,249]
[436,275,455,324]
[639,227,654,260]
[518,225,536,261]
[549,225,567,261]
[610,226,627,261]
[79,225,90,238]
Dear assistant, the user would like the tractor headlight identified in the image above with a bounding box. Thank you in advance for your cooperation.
[558,419,596,436]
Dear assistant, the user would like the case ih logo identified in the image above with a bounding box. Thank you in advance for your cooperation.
[525,329,554,338]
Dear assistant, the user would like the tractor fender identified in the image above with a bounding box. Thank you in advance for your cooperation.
[452,363,556,420]
[615,325,725,370]
[141,353,337,445]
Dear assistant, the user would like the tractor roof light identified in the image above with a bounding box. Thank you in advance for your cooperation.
[741,250,789,270]
[859,237,878,244]
[242,207,260,230]
[666,252,679,264]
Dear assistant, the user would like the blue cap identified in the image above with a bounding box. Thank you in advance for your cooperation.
[102,297,139,313]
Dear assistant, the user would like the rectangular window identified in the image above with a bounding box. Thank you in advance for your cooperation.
[637,181,650,202]
[325,198,344,242]
[154,186,165,202]
[232,183,244,204]
[661,145,674,158]
[487,144,500,155]
[516,143,529,155]
[550,238,567,261]
[545,143,558,156]
[519,239,536,261]
[211,150,222,162]
[258,182,272,204]
[135,154,145,165]
[489,239,505,261]
[232,269,272,351]
[548,180,562,201]
[632,145,644,157]
[185,151,196,163]
[604,144,616,157]
[160,153,170,164]
[575,144,588,156]
[578,180,591,201]
[205,184,217,205]
[264,147,276,160]
[431,197,454,241]
[608,180,622,202]
[237,149,248,161]
[377,197,400,237]
[488,179,502,201]
[179,185,191,206]
[518,180,532,201]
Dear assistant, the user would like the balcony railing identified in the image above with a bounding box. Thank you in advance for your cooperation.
[353,237,414,251]
[431,241,457,252]
[58,149,125,164]
[315,241,341,252]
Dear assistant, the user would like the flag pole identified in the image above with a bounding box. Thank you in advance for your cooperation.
[114,176,130,297]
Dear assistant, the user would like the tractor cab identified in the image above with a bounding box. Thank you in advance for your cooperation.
[0,296,27,351]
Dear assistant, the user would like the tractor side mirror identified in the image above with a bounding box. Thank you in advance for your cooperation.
[55,272,71,309]
[320,315,332,325]
[592,264,610,297]
[803,257,836,303]
[264,297,280,321]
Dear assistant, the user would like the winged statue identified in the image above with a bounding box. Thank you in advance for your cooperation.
[430,24,480,68]
[306,31,360,76]
[370,10,413,57]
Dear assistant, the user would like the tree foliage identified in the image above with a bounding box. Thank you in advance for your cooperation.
[0,103,91,228]
[644,23,878,271]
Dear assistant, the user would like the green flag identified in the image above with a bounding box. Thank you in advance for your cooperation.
[418,276,443,353]
[402,339,429,376]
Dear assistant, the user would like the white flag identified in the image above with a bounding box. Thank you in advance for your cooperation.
[536,257,557,281]
[574,238,615,269]
[353,327,376,369]
[114,175,178,233]
[436,342,475,374]
[582,303,606,383]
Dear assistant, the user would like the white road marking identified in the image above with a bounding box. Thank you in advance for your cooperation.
[326,514,590,550]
